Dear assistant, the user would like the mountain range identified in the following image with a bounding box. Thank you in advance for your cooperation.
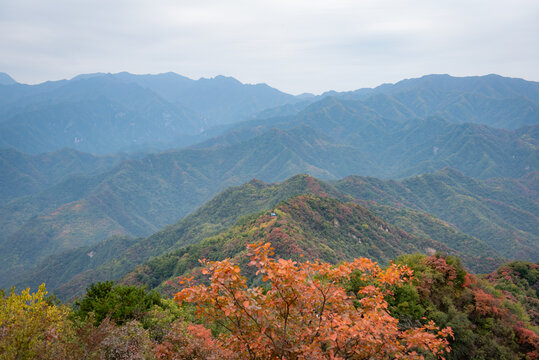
[0,73,302,154]
[1,72,538,154]
[0,72,537,301]
[6,172,528,300]
[0,119,536,283]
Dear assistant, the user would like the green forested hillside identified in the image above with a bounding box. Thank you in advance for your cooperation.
[13,175,342,297]
[7,168,538,299]
[486,261,539,326]
[0,126,372,285]
[10,174,501,300]
[332,73,539,129]
[390,255,539,359]
[9,235,140,295]
[360,203,502,271]
[334,168,539,260]
[120,195,483,295]
[225,96,538,179]
[1,117,535,284]
[70,197,498,300]
[0,147,130,203]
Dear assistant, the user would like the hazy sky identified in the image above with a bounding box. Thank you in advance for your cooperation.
[1,0,538,94]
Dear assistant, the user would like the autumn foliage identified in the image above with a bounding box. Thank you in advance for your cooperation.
[0,284,77,359]
[174,242,453,359]
[154,322,233,360]
[2,252,537,359]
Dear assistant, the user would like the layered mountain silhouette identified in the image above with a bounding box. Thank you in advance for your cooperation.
[122,194,493,296]
[1,73,538,154]
[0,73,299,154]
[0,118,535,282]
[0,73,537,298]
[334,168,539,260]
[323,74,539,129]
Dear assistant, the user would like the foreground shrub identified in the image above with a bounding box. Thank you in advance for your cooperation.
[73,281,162,326]
[155,321,234,360]
[0,284,79,360]
[175,242,453,360]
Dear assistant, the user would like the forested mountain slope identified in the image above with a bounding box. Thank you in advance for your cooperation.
[0,126,371,284]
[334,168,539,260]
[0,147,131,203]
[118,195,498,296]
[1,73,537,155]
[111,72,298,127]
[216,96,538,178]
[0,121,535,291]
[11,175,349,297]
[12,174,503,300]
[327,74,539,129]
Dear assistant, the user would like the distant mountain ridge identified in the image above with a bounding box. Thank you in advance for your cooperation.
[289,74,539,130]
[111,72,297,127]
[1,72,538,154]
[200,96,538,179]
[0,72,300,154]
[325,74,539,126]
[0,72,16,85]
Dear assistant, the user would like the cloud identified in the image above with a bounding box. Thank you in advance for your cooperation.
[0,0,538,94]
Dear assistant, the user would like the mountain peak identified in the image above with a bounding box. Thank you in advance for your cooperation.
[247,178,268,189]
[0,72,17,85]
[438,167,467,178]
[201,75,242,85]
[419,73,452,79]
[71,73,109,81]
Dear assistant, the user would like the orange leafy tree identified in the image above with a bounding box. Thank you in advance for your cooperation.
[154,322,234,360]
[174,242,453,360]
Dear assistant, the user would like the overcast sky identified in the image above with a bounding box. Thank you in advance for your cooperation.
[1,0,538,94]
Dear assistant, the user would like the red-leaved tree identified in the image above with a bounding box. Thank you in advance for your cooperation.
[174,242,452,359]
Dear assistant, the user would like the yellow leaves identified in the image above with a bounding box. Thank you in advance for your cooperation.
[378,263,412,286]
[0,284,76,359]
